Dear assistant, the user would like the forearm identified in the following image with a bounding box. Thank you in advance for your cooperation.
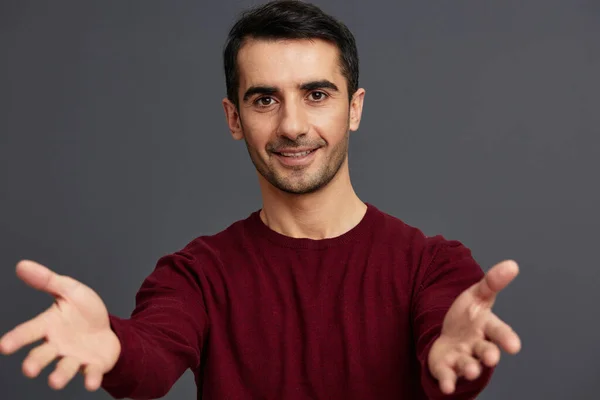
[414,239,494,398]
[100,250,209,398]
[101,308,203,399]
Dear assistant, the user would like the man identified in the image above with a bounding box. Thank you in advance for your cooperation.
[0,1,521,399]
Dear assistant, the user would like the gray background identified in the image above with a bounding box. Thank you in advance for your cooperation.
[1,0,598,399]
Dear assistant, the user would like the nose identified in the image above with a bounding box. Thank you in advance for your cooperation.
[276,99,309,140]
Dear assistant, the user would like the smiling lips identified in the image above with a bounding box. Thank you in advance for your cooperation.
[273,147,320,166]
[279,149,314,157]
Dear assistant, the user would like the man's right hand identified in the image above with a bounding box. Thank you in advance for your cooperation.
[0,260,121,391]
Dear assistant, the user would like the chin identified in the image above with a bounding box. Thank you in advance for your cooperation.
[276,184,323,195]
[270,172,334,195]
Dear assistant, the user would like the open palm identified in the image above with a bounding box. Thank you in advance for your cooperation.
[0,260,120,391]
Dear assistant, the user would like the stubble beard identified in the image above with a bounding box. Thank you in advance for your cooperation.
[243,130,350,195]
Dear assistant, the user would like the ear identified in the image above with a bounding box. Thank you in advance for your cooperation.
[222,97,244,140]
[349,88,366,132]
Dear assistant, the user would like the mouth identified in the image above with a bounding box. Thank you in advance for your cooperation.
[275,149,317,158]
[272,147,320,167]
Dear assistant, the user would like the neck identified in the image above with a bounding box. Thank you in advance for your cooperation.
[258,161,367,240]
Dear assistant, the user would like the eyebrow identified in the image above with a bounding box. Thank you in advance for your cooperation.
[242,80,339,102]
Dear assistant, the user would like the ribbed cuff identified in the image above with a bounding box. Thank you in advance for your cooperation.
[101,315,144,398]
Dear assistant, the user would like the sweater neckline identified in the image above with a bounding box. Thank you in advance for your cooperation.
[246,203,378,250]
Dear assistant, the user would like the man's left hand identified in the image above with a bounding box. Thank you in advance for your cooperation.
[428,260,522,394]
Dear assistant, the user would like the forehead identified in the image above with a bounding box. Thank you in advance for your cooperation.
[237,38,345,90]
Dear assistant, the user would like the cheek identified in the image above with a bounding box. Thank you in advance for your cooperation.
[310,107,349,139]
[242,115,277,147]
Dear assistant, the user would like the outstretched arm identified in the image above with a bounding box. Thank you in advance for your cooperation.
[428,258,521,395]
[412,239,521,399]
[1,249,209,400]
[101,250,209,399]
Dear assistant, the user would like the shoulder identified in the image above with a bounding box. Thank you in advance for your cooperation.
[367,203,480,271]
[367,203,431,252]
[174,210,258,262]
[369,204,484,306]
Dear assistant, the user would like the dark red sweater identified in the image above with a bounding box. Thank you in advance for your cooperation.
[101,204,492,399]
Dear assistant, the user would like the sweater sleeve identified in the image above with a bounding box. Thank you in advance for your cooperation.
[100,248,209,399]
[411,236,494,400]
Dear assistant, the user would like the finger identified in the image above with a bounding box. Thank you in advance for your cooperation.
[455,354,481,381]
[473,340,501,367]
[484,313,522,354]
[432,363,457,395]
[22,342,59,378]
[0,311,49,355]
[476,260,519,300]
[15,260,79,298]
[49,356,82,390]
[83,364,104,391]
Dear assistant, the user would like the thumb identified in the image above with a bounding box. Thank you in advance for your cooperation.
[476,260,520,301]
[16,260,79,298]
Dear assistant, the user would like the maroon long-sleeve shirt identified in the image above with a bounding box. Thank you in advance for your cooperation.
[101,203,493,399]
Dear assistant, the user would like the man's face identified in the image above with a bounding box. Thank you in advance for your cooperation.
[224,38,364,195]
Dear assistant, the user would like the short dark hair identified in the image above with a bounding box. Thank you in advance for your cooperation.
[223,0,359,107]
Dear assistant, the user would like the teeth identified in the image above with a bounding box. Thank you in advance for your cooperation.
[280,150,312,157]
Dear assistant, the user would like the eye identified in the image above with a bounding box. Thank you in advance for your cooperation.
[308,91,328,101]
[255,97,276,107]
